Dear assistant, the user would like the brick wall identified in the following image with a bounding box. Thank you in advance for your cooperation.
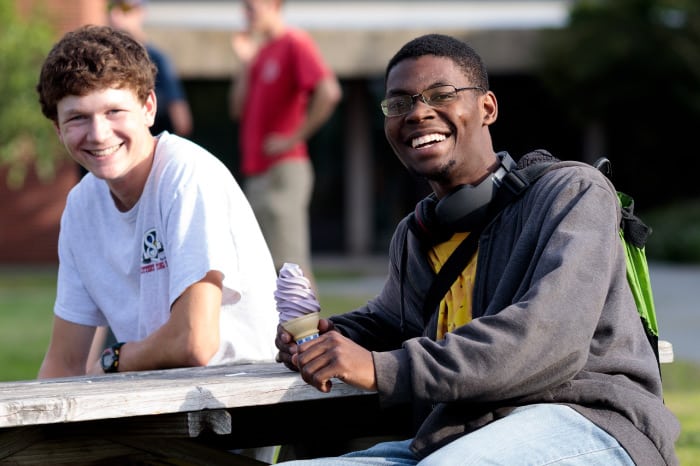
[17,0,107,33]
[0,162,79,264]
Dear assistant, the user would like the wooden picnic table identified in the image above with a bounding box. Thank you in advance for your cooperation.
[0,362,410,465]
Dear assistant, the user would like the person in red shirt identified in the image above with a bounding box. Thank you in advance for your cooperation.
[229,0,342,289]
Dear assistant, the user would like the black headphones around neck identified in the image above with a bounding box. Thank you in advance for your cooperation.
[409,151,523,244]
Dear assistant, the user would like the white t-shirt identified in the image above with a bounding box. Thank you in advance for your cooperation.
[55,132,278,364]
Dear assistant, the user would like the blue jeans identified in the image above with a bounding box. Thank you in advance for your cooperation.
[276,404,635,465]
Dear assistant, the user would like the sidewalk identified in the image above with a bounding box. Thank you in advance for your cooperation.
[649,261,700,364]
[314,256,700,364]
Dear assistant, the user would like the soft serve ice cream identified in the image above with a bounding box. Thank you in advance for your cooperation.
[275,262,321,344]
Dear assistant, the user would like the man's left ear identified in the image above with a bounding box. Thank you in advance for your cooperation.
[482,91,498,126]
[144,90,157,127]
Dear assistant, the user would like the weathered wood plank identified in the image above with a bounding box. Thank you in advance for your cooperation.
[0,433,263,466]
[65,410,230,438]
[0,363,382,464]
[1,436,140,465]
[0,410,238,464]
[188,409,231,436]
[0,363,373,428]
[0,426,44,460]
[112,436,267,466]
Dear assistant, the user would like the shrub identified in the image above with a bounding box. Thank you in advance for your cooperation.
[643,199,700,263]
[0,1,64,188]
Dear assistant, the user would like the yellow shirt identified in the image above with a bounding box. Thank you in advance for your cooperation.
[427,232,478,340]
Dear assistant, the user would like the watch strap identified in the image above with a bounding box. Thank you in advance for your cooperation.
[102,341,125,373]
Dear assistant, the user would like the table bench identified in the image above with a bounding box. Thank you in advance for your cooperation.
[0,362,411,465]
[0,342,673,465]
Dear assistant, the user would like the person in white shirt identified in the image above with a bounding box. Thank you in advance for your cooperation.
[36,25,278,379]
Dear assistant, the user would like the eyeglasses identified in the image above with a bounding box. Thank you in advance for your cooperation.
[380,85,485,117]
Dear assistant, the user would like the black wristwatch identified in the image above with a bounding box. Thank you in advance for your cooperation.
[100,342,125,373]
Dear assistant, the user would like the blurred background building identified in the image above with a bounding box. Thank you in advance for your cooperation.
[143,0,574,258]
[7,0,698,264]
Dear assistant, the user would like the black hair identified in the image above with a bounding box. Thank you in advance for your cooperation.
[385,34,489,89]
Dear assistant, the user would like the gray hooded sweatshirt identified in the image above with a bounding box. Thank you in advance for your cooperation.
[331,155,679,465]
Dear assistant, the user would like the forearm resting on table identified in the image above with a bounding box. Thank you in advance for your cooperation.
[38,316,96,378]
[116,272,224,372]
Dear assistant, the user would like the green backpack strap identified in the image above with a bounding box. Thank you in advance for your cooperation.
[596,157,660,368]
[618,191,658,338]
[597,156,658,338]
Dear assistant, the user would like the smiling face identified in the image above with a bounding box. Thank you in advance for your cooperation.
[55,87,157,207]
[383,55,499,198]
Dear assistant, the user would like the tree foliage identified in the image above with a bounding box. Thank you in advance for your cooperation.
[537,0,700,206]
[0,1,64,188]
[539,0,700,123]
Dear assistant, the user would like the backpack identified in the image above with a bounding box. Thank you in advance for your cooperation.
[523,156,660,365]
[421,153,662,367]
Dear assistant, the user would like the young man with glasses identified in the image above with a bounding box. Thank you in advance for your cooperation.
[274,34,679,465]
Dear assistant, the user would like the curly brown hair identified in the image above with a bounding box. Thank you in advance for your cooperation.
[37,25,156,122]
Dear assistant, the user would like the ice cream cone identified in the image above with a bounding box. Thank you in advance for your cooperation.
[281,312,320,344]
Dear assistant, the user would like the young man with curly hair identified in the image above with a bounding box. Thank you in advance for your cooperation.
[36,25,278,379]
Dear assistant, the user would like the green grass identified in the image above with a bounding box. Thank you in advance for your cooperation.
[319,295,374,318]
[0,267,56,381]
[0,267,697,464]
[662,361,700,465]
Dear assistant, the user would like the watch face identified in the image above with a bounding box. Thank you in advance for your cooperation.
[101,349,116,372]
[100,342,124,373]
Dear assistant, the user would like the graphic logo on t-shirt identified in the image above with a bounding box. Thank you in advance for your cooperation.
[141,228,167,273]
